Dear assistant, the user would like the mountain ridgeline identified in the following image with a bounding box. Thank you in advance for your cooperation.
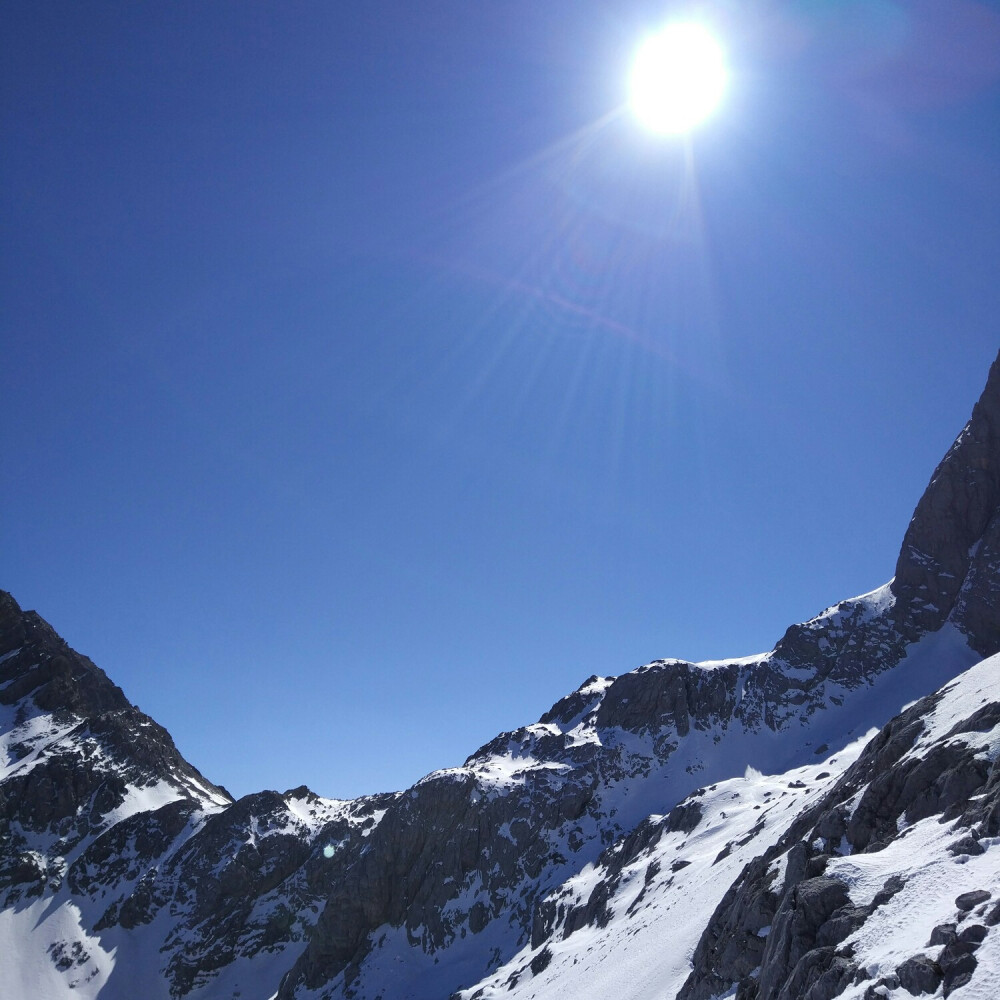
[3,352,1000,1000]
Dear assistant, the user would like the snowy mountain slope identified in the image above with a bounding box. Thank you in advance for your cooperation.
[0,591,398,1000]
[452,631,996,1000]
[1,350,999,1000]
[453,739,872,1000]
[275,622,981,1000]
[676,650,1000,1000]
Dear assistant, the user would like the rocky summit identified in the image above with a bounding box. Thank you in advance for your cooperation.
[3,353,1000,1000]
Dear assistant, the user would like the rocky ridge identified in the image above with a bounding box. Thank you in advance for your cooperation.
[0,591,397,998]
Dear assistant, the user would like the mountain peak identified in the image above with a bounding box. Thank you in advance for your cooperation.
[0,589,130,717]
[0,589,231,826]
[892,349,1000,653]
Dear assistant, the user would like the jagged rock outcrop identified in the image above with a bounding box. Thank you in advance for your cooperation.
[0,590,232,907]
[0,591,131,717]
[893,352,1000,651]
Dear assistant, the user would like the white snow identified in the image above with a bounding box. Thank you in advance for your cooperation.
[828,810,1000,998]
[0,898,115,1000]
[455,743,867,1000]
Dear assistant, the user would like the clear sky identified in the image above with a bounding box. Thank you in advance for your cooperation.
[3,1,999,800]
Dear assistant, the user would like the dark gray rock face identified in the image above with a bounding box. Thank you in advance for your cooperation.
[948,834,985,856]
[955,889,991,912]
[939,938,980,997]
[893,353,1000,651]
[929,923,957,947]
[594,660,740,735]
[282,745,604,994]
[0,592,130,717]
[755,876,851,1000]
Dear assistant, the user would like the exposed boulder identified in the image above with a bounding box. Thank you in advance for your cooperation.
[896,955,942,996]
[955,889,991,912]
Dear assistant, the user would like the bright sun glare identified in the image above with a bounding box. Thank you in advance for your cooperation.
[630,23,728,135]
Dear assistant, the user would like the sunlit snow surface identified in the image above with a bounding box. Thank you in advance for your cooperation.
[459,746,869,1000]
[460,653,1000,1000]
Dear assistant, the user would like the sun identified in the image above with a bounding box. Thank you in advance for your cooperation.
[630,23,728,135]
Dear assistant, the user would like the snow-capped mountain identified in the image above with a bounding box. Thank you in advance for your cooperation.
[3,353,1000,1000]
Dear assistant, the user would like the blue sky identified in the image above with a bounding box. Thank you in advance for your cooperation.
[3,1,999,800]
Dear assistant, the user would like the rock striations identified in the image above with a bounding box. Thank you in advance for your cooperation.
[2,352,1000,1000]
